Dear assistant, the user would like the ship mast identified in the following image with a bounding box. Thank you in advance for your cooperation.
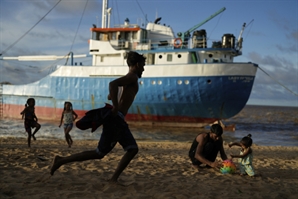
[101,0,108,28]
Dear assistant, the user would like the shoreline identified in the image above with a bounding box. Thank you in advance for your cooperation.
[1,116,298,147]
[1,137,298,199]
[0,134,295,147]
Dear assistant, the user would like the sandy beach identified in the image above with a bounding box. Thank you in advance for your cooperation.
[0,137,298,199]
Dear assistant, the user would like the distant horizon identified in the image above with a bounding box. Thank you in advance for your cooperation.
[247,99,298,108]
[246,103,298,108]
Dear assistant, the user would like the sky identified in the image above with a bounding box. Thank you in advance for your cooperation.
[0,0,297,107]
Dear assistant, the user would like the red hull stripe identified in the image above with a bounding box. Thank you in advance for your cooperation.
[3,104,215,124]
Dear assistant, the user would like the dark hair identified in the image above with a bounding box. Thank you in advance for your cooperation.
[26,98,35,106]
[210,124,223,136]
[240,134,253,147]
[64,101,73,111]
[126,51,146,67]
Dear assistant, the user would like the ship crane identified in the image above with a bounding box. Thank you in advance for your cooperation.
[236,22,246,52]
[177,7,226,47]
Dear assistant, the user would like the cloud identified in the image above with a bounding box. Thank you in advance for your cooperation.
[288,30,298,41]
[267,9,293,31]
[0,0,99,57]
[267,9,298,54]
[14,0,101,18]
[0,54,92,85]
[276,44,297,54]
[247,50,298,104]
[276,29,298,53]
[242,9,298,105]
[247,52,294,69]
[0,61,48,84]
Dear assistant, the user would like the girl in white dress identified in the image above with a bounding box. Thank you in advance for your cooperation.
[229,134,257,177]
[59,102,78,147]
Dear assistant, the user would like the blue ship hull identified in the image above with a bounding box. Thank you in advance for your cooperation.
[2,62,257,127]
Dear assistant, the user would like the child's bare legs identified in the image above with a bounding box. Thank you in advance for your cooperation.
[110,148,138,182]
[63,128,70,147]
[50,150,104,175]
[50,148,138,183]
[27,131,32,147]
[64,126,73,147]
[32,123,41,140]
[65,134,73,148]
[69,134,73,146]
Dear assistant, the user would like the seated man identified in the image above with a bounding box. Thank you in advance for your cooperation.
[189,124,227,169]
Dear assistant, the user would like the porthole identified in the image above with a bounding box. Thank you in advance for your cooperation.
[158,80,162,85]
[159,55,162,59]
[207,79,212,84]
[178,54,182,58]
[177,80,182,85]
[151,81,156,85]
[139,81,143,85]
[184,80,189,85]
[208,54,213,58]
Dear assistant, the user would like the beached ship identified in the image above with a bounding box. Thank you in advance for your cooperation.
[0,0,258,127]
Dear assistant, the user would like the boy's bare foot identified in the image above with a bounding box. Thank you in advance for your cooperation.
[50,156,62,175]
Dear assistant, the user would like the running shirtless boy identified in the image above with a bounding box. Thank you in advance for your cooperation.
[50,51,146,183]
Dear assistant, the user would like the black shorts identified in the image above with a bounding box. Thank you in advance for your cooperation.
[96,112,138,156]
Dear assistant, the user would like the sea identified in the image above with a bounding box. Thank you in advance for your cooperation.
[0,105,297,147]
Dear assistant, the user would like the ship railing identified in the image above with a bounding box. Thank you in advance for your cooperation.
[113,23,140,28]
[109,37,242,52]
[110,38,175,51]
[113,38,178,51]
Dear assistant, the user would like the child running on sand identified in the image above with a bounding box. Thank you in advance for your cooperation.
[229,134,258,177]
[59,102,78,148]
[20,98,41,147]
[50,51,146,184]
